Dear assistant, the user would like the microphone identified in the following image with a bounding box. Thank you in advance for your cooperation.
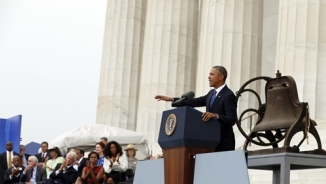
[173,91,195,105]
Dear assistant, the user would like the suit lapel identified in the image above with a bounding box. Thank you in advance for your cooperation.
[211,86,228,111]
[206,89,215,111]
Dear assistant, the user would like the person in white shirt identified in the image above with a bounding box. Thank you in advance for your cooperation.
[103,141,128,184]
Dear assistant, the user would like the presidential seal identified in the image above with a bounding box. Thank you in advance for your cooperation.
[165,114,177,136]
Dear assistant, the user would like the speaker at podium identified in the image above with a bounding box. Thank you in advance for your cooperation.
[158,106,220,184]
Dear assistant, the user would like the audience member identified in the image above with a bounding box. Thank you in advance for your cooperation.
[20,145,30,167]
[35,141,50,167]
[75,151,104,184]
[44,147,64,179]
[73,148,88,177]
[0,141,20,183]
[3,155,24,184]
[103,141,128,184]
[95,142,105,166]
[124,144,139,173]
[49,151,78,184]
[20,156,47,183]
[100,137,108,145]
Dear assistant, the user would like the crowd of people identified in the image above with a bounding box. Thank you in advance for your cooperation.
[0,137,141,184]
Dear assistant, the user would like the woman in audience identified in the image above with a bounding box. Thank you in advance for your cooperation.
[75,151,104,184]
[125,144,139,173]
[95,142,105,166]
[44,147,64,180]
[103,141,128,184]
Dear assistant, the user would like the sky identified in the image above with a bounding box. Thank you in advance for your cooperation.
[0,0,107,145]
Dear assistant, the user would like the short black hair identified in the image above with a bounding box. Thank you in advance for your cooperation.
[212,66,228,81]
[100,137,108,142]
[78,148,85,156]
[41,141,48,147]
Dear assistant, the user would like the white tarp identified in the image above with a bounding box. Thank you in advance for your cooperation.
[48,124,148,159]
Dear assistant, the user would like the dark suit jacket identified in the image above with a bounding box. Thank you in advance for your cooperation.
[19,165,47,184]
[4,166,25,184]
[0,151,20,183]
[35,152,51,163]
[77,157,88,177]
[173,85,237,151]
[49,163,78,184]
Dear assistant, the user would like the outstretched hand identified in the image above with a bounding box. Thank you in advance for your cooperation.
[154,95,173,102]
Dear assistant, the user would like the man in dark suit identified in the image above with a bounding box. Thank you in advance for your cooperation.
[155,66,237,152]
[73,148,88,177]
[20,156,47,183]
[35,141,50,167]
[4,155,24,184]
[0,141,20,183]
[49,151,78,184]
[20,145,30,167]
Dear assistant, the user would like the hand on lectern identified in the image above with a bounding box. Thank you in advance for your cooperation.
[202,112,218,122]
[154,95,173,102]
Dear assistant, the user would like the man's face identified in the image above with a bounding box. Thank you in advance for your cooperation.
[6,142,13,151]
[27,158,36,167]
[12,156,21,167]
[66,155,75,166]
[100,139,107,145]
[41,143,48,153]
[75,150,82,160]
[208,68,224,88]
[20,145,25,154]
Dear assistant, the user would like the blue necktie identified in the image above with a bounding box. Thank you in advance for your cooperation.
[210,90,217,108]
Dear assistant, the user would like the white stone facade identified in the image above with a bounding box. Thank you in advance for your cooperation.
[97,0,326,182]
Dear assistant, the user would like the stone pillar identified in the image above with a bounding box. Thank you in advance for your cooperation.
[275,1,326,119]
[96,0,147,130]
[196,0,263,147]
[136,0,199,152]
[261,0,279,78]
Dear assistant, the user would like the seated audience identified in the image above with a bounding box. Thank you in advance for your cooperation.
[103,141,128,184]
[49,151,78,184]
[75,151,104,184]
[44,147,64,179]
[20,145,30,167]
[125,144,139,174]
[95,142,105,166]
[20,156,47,183]
[73,148,88,177]
[100,137,108,145]
[4,155,24,184]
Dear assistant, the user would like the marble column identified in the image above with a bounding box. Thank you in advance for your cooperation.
[96,0,147,130]
[196,0,263,146]
[275,0,326,119]
[136,0,199,152]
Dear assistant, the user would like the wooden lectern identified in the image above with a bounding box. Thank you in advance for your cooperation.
[158,106,220,184]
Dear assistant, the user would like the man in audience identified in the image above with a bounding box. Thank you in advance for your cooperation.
[0,141,20,183]
[100,137,108,145]
[20,156,47,183]
[20,145,30,167]
[73,148,88,177]
[35,141,50,167]
[4,155,24,184]
[49,151,78,184]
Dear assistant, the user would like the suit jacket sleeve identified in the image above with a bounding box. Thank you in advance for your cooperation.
[19,170,28,182]
[49,163,61,179]
[37,166,47,184]
[218,91,237,127]
[61,166,78,183]
[172,94,207,108]
[3,168,12,184]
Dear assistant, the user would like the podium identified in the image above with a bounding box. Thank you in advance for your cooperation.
[158,106,220,184]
